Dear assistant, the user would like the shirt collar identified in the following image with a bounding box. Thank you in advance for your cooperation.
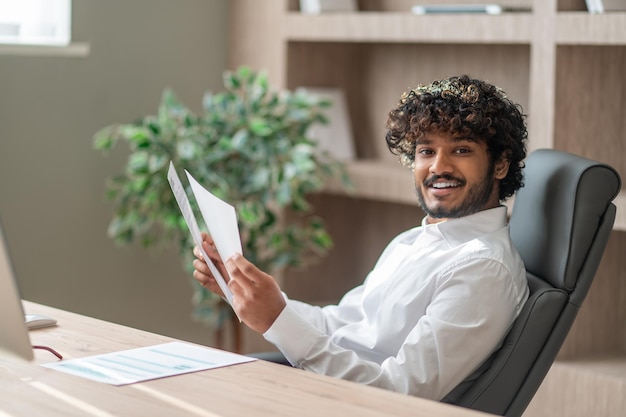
[420,206,508,247]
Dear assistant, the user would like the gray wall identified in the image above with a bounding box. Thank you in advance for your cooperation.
[0,0,230,346]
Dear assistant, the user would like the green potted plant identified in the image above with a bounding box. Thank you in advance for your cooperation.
[93,66,351,342]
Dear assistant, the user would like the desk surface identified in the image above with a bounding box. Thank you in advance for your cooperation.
[1,301,491,417]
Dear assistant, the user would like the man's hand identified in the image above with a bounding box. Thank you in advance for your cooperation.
[192,233,228,298]
[225,253,286,334]
[192,233,286,333]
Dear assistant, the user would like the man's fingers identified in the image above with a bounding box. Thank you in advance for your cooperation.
[225,254,253,285]
[192,265,226,297]
[192,258,211,275]
[201,240,225,264]
[227,277,244,294]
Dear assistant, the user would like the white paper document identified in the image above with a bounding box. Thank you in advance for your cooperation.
[167,162,241,307]
[42,341,255,386]
[186,172,242,262]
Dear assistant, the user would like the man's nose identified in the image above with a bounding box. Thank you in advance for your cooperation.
[430,152,453,174]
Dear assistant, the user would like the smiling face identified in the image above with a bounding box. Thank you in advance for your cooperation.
[385,76,528,205]
[413,132,510,224]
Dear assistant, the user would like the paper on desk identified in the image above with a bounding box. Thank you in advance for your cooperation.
[166,162,235,307]
[42,341,256,386]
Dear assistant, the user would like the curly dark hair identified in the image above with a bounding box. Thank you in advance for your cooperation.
[385,75,528,201]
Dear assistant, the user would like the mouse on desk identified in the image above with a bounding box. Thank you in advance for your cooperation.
[25,314,58,330]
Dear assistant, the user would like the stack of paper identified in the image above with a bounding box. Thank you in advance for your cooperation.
[167,162,241,309]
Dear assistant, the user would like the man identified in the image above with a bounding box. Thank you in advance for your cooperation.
[192,75,529,401]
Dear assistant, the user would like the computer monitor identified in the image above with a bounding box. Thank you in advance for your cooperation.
[0,217,34,361]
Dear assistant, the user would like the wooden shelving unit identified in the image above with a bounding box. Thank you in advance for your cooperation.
[284,12,534,43]
[229,1,625,415]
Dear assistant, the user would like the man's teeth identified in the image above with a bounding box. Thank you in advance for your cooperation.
[431,182,459,189]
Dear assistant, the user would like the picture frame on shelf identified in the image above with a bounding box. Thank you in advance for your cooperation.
[297,87,355,161]
[299,0,357,15]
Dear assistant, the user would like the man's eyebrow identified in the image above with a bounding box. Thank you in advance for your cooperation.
[452,136,476,143]
[415,136,476,145]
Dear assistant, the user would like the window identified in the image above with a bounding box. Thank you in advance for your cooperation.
[0,0,71,46]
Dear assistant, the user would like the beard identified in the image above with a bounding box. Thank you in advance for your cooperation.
[415,163,496,220]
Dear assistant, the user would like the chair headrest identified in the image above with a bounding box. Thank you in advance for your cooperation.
[509,149,620,291]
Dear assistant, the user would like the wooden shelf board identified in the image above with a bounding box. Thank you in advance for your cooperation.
[284,12,533,44]
[557,12,626,45]
[324,160,418,205]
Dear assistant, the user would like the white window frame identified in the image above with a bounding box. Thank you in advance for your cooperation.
[0,0,71,46]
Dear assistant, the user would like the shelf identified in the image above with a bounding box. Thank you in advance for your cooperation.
[284,12,533,44]
[327,163,626,232]
[324,160,418,205]
[557,12,626,44]
[285,11,626,46]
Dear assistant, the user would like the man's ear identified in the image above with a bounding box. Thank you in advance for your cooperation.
[494,157,510,180]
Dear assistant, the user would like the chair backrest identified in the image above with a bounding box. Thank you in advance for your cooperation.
[443,149,621,417]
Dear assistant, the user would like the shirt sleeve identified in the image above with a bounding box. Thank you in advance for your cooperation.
[271,284,367,336]
[263,257,526,401]
[275,228,418,335]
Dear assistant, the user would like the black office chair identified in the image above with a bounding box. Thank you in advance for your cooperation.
[442,148,621,416]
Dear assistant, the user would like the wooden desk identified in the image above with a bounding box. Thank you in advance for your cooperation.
[1,301,491,417]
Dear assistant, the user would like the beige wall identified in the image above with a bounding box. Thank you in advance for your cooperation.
[0,0,230,346]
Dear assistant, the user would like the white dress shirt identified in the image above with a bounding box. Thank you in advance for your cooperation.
[263,206,529,401]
